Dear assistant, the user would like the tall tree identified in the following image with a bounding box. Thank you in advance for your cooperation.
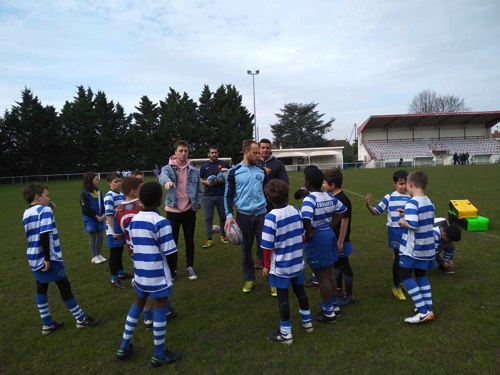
[131,95,161,169]
[409,90,469,113]
[271,102,334,148]
[1,88,59,175]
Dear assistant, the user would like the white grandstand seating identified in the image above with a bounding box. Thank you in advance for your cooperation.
[365,137,500,159]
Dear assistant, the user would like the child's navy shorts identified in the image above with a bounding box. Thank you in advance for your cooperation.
[33,260,67,283]
[268,270,305,289]
[304,228,337,270]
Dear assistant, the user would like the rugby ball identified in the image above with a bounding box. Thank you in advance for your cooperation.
[226,223,243,246]
[206,175,217,186]
[212,224,221,233]
[217,172,225,184]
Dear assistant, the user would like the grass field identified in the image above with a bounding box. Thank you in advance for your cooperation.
[0,165,499,374]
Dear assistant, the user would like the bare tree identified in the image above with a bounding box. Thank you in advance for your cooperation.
[409,90,469,113]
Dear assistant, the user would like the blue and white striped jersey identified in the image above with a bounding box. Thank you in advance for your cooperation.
[433,227,455,262]
[22,205,62,271]
[104,190,125,236]
[399,196,435,261]
[129,211,177,293]
[374,191,411,228]
[301,192,347,230]
[261,205,304,278]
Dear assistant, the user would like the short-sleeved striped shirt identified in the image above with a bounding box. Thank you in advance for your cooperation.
[399,196,435,260]
[22,205,62,271]
[261,205,304,278]
[104,190,125,236]
[129,210,177,292]
[374,191,411,227]
[301,192,347,230]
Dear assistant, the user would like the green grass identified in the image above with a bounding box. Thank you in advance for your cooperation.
[0,165,499,374]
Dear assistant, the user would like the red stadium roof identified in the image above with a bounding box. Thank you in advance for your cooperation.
[358,111,500,134]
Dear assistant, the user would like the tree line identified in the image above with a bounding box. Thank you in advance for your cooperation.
[0,85,254,176]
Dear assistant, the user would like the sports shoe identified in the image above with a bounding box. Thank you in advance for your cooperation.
[267,329,293,345]
[392,287,406,300]
[167,308,177,321]
[305,278,319,287]
[301,321,314,333]
[220,235,229,244]
[98,254,107,262]
[186,267,198,280]
[254,258,264,269]
[112,279,126,289]
[119,272,133,280]
[242,281,255,293]
[171,270,177,283]
[143,319,153,330]
[313,311,336,324]
[270,287,278,297]
[202,239,213,248]
[42,321,64,335]
[333,305,342,318]
[116,344,133,360]
[338,294,353,307]
[76,315,100,328]
[404,310,435,324]
[151,350,182,367]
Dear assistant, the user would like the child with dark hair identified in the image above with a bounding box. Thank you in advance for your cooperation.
[80,172,106,264]
[22,183,100,335]
[104,172,132,289]
[323,167,354,306]
[116,182,181,366]
[365,170,410,300]
[261,179,312,345]
[434,224,461,274]
[301,167,347,323]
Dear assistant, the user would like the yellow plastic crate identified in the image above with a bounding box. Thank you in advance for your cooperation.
[449,200,478,219]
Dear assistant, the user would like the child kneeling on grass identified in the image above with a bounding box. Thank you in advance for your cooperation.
[261,179,313,345]
[434,224,461,274]
[116,181,181,367]
[22,183,100,335]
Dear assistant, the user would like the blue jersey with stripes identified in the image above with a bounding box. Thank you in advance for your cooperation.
[374,191,411,227]
[22,205,62,271]
[301,192,347,230]
[261,205,305,278]
[104,190,125,236]
[399,196,435,260]
[129,210,177,293]
[433,227,455,262]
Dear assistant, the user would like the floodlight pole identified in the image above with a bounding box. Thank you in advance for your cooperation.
[247,69,260,140]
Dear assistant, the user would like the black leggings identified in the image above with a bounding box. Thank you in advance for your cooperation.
[109,246,124,276]
[333,257,353,285]
[392,249,400,287]
[276,284,310,322]
[36,278,73,301]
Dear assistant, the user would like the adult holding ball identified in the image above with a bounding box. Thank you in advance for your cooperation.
[224,139,268,293]
[200,146,231,249]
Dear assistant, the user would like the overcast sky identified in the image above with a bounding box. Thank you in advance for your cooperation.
[1,0,500,141]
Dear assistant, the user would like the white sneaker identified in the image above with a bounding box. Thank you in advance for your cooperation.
[186,267,198,280]
[98,254,107,262]
[301,321,314,333]
[404,310,435,324]
[91,256,99,264]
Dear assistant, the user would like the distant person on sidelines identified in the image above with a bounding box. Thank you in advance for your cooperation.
[398,171,436,324]
[132,169,145,183]
[199,146,231,248]
[224,139,268,293]
[323,167,354,306]
[22,183,100,335]
[115,182,181,366]
[301,167,347,323]
[159,140,203,281]
[434,224,461,274]
[261,179,313,345]
[79,172,106,264]
[365,170,410,301]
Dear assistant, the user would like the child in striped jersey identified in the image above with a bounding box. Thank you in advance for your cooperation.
[398,171,436,324]
[22,183,100,335]
[104,172,132,289]
[365,170,410,301]
[301,168,347,324]
[261,179,313,345]
[116,182,181,366]
[433,224,461,274]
